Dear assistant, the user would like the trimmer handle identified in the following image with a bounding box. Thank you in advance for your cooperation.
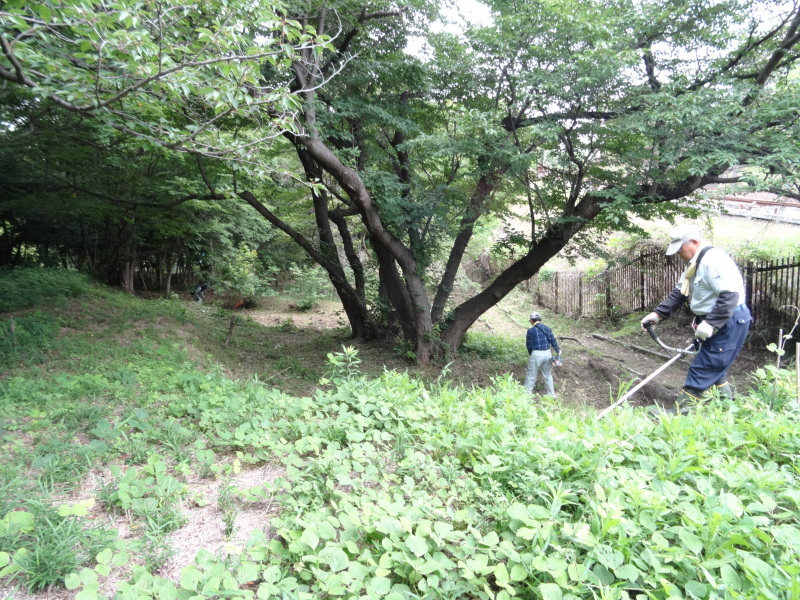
[643,320,660,343]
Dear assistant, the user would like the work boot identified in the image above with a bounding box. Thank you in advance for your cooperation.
[709,380,733,401]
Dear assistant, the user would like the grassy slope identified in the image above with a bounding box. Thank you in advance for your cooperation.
[1,274,799,600]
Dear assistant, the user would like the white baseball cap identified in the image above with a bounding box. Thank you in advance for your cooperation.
[665,225,702,256]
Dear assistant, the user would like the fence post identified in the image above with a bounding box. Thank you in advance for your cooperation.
[605,271,612,317]
[639,252,646,311]
[578,275,583,317]
[554,272,559,313]
[744,262,753,321]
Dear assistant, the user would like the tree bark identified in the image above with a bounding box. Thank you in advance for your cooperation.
[431,170,503,324]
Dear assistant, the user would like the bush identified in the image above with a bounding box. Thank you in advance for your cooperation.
[286,263,331,311]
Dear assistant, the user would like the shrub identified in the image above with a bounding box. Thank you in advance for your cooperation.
[286,263,331,311]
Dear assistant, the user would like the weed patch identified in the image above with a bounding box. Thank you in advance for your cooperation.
[1,282,798,600]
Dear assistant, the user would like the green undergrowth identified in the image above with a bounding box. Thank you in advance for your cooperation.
[0,273,799,599]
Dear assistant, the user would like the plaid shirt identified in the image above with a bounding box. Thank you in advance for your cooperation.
[526,323,560,354]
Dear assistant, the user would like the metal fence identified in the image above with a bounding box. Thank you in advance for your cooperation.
[532,251,800,333]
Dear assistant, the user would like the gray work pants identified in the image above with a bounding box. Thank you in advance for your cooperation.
[525,350,555,396]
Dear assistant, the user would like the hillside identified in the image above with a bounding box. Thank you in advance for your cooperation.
[1,275,799,600]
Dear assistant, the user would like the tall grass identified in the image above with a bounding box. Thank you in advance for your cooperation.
[0,268,94,313]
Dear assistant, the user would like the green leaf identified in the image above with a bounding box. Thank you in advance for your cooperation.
[593,545,624,570]
[508,503,532,523]
[180,566,202,591]
[685,580,708,599]
[678,528,704,555]
[112,551,129,567]
[739,551,773,580]
[482,531,499,546]
[300,528,320,550]
[262,565,282,583]
[406,534,428,557]
[510,564,528,581]
[540,583,563,600]
[95,563,111,577]
[2,511,34,534]
[720,564,742,591]
[320,547,349,572]
[516,527,537,540]
[65,573,81,590]
[369,576,392,595]
[494,563,510,586]
[613,564,640,581]
[155,580,178,600]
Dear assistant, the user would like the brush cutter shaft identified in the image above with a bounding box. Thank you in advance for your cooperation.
[597,339,697,420]
[643,322,698,356]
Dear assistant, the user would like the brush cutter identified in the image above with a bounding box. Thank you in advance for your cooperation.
[597,322,698,419]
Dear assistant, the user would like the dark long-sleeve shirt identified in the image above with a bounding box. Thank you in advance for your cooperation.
[526,323,560,355]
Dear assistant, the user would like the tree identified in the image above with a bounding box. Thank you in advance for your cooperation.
[0,0,308,289]
[3,0,800,362]
[245,0,800,361]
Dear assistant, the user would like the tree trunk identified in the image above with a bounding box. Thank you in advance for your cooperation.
[440,220,590,353]
[237,190,379,340]
[431,171,503,324]
[164,257,176,299]
[121,260,135,294]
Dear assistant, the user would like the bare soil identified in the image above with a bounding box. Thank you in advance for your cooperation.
[226,295,766,412]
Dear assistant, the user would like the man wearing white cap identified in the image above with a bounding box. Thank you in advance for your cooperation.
[525,311,561,397]
[641,225,751,412]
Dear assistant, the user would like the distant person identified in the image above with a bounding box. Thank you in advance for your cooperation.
[641,225,751,413]
[524,311,561,397]
[193,283,210,303]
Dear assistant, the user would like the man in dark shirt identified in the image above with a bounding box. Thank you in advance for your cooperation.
[524,311,561,396]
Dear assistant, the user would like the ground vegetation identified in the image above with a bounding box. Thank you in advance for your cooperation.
[1,270,798,600]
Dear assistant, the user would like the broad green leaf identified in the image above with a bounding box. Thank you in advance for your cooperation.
[180,566,202,591]
[510,564,528,581]
[112,552,129,567]
[613,564,640,581]
[482,531,499,546]
[300,528,320,550]
[508,503,531,523]
[406,534,428,557]
[540,583,563,600]
[593,545,624,570]
[320,547,349,572]
[516,527,537,540]
[262,565,281,583]
[369,576,392,595]
[2,511,34,534]
[720,565,742,590]
[685,580,708,599]
[678,529,703,555]
[494,563,510,586]
[96,548,113,565]
[739,552,773,580]
[65,573,81,590]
